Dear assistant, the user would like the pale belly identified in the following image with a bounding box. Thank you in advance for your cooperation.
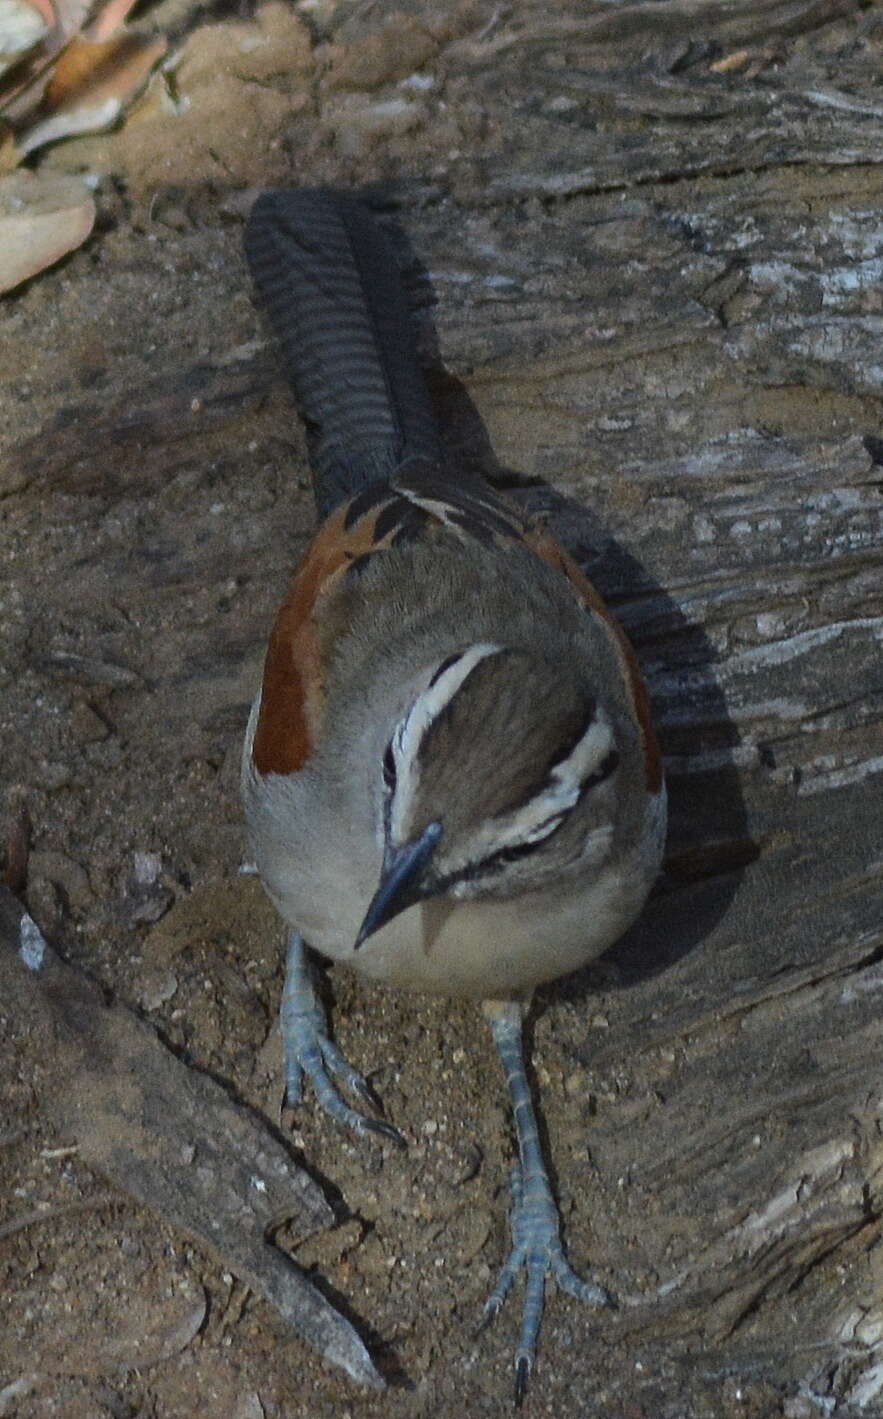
[255,788,667,1000]
[340,860,655,997]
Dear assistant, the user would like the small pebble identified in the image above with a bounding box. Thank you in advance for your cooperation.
[133,851,162,887]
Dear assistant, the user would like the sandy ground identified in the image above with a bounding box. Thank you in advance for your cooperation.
[3,2,883,1416]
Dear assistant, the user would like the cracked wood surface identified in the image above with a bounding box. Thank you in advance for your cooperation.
[2,1,882,1415]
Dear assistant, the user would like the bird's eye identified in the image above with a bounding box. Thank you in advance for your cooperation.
[483,813,568,872]
[493,839,542,866]
[428,650,464,688]
[382,742,397,791]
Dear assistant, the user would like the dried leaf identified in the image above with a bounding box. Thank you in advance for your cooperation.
[0,0,106,118]
[76,1289,208,1372]
[0,0,88,123]
[18,0,54,29]
[47,0,91,45]
[46,30,163,108]
[0,168,94,292]
[0,0,50,74]
[18,29,165,152]
[87,0,139,41]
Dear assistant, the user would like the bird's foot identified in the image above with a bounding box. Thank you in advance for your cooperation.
[481,1164,613,1406]
[281,932,404,1146]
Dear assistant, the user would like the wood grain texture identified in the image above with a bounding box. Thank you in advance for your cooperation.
[0,890,382,1387]
[3,2,882,1411]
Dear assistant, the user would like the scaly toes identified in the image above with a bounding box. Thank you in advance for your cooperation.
[281,1007,406,1144]
[480,1171,613,1404]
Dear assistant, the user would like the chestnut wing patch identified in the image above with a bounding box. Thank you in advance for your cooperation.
[251,467,661,795]
[251,483,434,776]
[251,465,530,777]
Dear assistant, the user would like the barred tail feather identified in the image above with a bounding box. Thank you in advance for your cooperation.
[245,188,443,517]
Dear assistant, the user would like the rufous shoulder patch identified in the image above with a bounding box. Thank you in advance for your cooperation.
[251,502,350,775]
[251,486,439,776]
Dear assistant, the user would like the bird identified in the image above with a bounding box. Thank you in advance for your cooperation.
[241,187,666,1403]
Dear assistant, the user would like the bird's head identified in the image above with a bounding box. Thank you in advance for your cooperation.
[355,642,620,949]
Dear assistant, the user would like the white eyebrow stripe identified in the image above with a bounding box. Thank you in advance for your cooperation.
[550,710,614,794]
[522,810,568,845]
[484,707,616,851]
[389,642,503,843]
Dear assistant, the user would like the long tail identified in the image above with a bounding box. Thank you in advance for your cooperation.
[244,188,443,519]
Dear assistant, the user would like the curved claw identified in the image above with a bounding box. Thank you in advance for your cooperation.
[481,1184,613,1404]
[514,1354,530,1409]
[324,1048,402,1136]
[347,1068,380,1109]
[483,1002,615,1405]
[312,1032,373,1097]
[286,1012,403,1143]
[281,931,405,1145]
[361,1115,407,1148]
[553,1251,613,1308]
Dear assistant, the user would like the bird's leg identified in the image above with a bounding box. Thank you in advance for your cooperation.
[280,931,403,1145]
[482,998,612,1405]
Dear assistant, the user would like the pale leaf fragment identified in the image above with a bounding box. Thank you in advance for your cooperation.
[87,0,139,42]
[47,0,90,46]
[17,29,166,153]
[0,0,49,76]
[0,168,94,292]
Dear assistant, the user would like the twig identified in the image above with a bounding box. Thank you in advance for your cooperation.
[0,1193,120,1242]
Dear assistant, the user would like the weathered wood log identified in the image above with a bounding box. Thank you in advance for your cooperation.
[0,888,383,1388]
[1,1,882,1412]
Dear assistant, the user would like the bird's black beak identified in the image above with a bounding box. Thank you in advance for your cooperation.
[354,820,442,950]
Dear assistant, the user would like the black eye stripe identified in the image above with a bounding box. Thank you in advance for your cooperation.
[545,699,597,775]
[436,748,620,892]
[489,816,567,867]
[577,748,620,800]
[490,750,618,867]
[428,651,464,688]
[494,700,601,819]
[383,741,397,790]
